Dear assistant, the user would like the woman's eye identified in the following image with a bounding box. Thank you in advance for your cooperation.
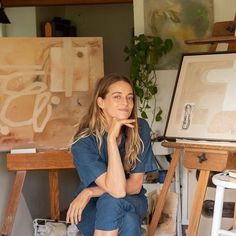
[127,96,134,101]
[114,95,121,100]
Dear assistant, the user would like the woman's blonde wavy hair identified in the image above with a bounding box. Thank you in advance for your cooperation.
[74,73,142,171]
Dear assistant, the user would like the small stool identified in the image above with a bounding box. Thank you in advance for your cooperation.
[211,173,236,236]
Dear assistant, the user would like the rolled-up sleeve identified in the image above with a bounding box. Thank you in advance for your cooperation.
[71,137,107,188]
[130,119,158,174]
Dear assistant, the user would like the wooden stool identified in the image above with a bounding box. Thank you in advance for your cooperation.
[211,173,236,236]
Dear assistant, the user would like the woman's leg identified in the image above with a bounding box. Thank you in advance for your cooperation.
[95,193,147,236]
[118,212,141,236]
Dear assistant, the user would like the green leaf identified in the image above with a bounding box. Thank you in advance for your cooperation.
[141,111,148,119]
[149,86,158,95]
[155,108,163,121]
[153,37,163,48]
[124,46,130,54]
[123,34,173,128]
[165,39,173,51]
[124,56,130,62]
[155,113,162,122]
[144,95,152,100]
[135,87,144,99]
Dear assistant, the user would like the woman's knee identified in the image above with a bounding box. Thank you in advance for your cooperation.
[95,193,137,231]
[96,193,123,213]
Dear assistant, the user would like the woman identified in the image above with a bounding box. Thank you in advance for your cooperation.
[66,74,157,236]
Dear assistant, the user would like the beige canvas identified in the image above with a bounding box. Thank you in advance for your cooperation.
[0,37,104,151]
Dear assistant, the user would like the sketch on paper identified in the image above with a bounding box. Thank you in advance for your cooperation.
[181,103,194,130]
[0,37,104,151]
[165,52,236,141]
[144,0,213,69]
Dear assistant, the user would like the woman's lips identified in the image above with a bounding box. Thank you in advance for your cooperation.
[118,109,130,112]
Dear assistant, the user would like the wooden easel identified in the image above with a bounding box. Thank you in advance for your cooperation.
[148,14,236,236]
[0,151,74,236]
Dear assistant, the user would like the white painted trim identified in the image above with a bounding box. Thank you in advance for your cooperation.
[0,24,5,37]
[133,0,144,35]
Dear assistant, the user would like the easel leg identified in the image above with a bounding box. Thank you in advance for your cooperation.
[187,170,210,236]
[147,149,181,236]
[1,171,26,236]
[232,201,236,229]
[48,170,60,220]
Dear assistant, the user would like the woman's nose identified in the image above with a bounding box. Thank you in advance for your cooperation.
[122,97,129,105]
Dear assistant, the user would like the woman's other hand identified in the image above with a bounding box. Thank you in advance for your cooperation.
[66,188,92,225]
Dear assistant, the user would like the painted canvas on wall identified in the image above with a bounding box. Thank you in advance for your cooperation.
[0,37,104,151]
[165,52,236,141]
[144,0,213,69]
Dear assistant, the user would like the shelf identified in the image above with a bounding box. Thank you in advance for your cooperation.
[2,0,132,7]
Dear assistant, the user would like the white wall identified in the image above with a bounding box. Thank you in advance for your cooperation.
[0,24,3,37]
[214,0,236,21]
[147,70,177,136]
[5,7,37,36]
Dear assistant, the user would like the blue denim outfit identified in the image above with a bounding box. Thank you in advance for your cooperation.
[71,118,158,236]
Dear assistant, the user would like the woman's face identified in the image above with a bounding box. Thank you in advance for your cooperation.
[97,81,134,124]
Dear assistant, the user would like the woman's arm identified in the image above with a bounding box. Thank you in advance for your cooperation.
[95,118,135,198]
[95,136,126,198]
[126,172,144,195]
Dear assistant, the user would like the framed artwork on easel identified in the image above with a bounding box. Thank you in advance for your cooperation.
[164,51,236,142]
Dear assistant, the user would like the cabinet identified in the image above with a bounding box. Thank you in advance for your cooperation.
[2,0,132,7]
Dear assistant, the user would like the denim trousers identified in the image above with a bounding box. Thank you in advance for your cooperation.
[76,192,148,236]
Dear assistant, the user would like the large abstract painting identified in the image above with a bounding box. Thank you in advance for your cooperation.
[165,52,236,141]
[144,0,213,69]
[0,37,104,151]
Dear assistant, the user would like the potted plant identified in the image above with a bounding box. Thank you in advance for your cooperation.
[124,34,173,138]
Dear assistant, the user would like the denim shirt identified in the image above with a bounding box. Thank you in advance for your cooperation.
[71,118,158,195]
